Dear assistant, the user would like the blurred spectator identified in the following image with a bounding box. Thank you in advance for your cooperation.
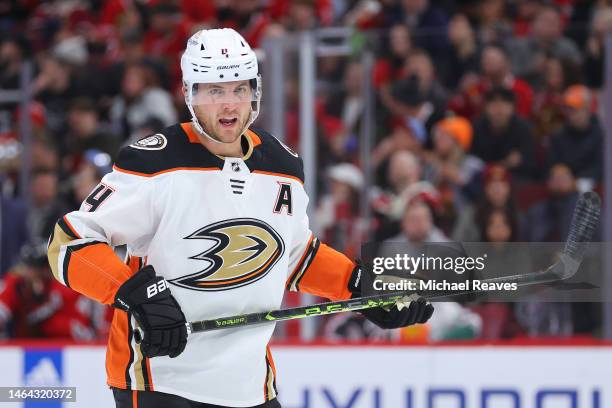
[27,168,68,241]
[453,164,517,242]
[449,45,533,119]
[31,132,59,173]
[470,203,525,340]
[521,163,579,242]
[324,61,364,140]
[373,24,413,89]
[512,0,546,37]
[531,56,579,142]
[141,2,191,91]
[110,62,177,139]
[70,149,113,208]
[0,35,31,131]
[381,76,428,143]
[283,0,320,31]
[62,98,120,176]
[403,49,447,126]
[391,0,449,59]
[441,14,480,90]
[372,125,421,176]
[583,7,612,89]
[548,85,603,183]
[143,4,189,68]
[517,163,599,337]
[107,30,170,97]
[395,198,448,244]
[98,0,145,31]
[0,192,28,276]
[372,150,438,237]
[0,240,101,340]
[315,163,365,259]
[381,50,447,144]
[470,87,536,179]
[32,55,92,134]
[215,0,280,47]
[481,208,517,243]
[342,0,385,29]
[423,116,483,222]
[506,5,581,84]
[476,0,512,45]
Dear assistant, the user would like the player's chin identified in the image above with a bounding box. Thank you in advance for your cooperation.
[214,124,241,143]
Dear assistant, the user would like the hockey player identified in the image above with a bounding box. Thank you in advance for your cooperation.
[47,28,433,408]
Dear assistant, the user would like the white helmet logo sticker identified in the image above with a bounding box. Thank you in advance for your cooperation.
[130,134,168,150]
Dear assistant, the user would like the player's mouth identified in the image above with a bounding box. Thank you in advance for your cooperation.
[219,118,238,128]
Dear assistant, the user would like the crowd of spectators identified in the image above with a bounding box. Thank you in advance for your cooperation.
[0,0,608,342]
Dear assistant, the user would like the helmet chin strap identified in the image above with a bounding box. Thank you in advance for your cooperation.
[191,115,234,145]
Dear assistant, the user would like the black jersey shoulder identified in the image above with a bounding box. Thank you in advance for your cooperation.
[246,127,304,183]
[115,124,223,175]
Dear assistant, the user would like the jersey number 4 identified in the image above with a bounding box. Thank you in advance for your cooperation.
[83,183,115,212]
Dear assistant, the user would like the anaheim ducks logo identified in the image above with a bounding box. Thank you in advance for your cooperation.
[169,218,285,291]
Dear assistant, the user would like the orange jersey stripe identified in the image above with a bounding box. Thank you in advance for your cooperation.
[106,310,131,389]
[181,122,200,143]
[67,243,132,305]
[286,234,314,287]
[245,129,262,147]
[113,165,220,178]
[297,243,354,301]
[266,346,276,378]
[252,170,304,185]
[181,122,262,147]
[145,358,154,391]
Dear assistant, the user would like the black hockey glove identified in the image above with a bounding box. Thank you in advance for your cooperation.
[113,265,188,358]
[348,264,434,329]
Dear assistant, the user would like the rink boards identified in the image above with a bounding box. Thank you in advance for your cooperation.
[0,343,610,408]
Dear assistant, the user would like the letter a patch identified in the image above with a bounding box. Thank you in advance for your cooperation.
[273,182,293,215]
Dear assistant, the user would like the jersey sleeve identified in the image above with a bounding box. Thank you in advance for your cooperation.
[47,168,157,305]
[285,187,354,301]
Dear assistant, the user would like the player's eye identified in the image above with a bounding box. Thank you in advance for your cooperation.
[208,88,224,96]
[234,86,249,99]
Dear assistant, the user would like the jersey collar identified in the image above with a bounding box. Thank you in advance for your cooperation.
[180,122,262,161]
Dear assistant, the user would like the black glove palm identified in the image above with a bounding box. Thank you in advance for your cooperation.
[348,265,434,329]
[113,266,188,358]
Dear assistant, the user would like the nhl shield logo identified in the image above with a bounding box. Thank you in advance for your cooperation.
[130,134,168,150]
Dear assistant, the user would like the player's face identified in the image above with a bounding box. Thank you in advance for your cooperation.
[191,80,254,143]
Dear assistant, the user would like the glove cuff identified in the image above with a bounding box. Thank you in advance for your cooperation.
[113,265,159,312]
[347,262,363,298]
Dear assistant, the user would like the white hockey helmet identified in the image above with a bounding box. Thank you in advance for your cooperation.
[181,28,261,143]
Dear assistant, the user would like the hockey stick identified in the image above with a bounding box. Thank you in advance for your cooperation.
[182,192,600,335]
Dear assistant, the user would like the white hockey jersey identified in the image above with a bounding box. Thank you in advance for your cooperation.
[47,123,355,407]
